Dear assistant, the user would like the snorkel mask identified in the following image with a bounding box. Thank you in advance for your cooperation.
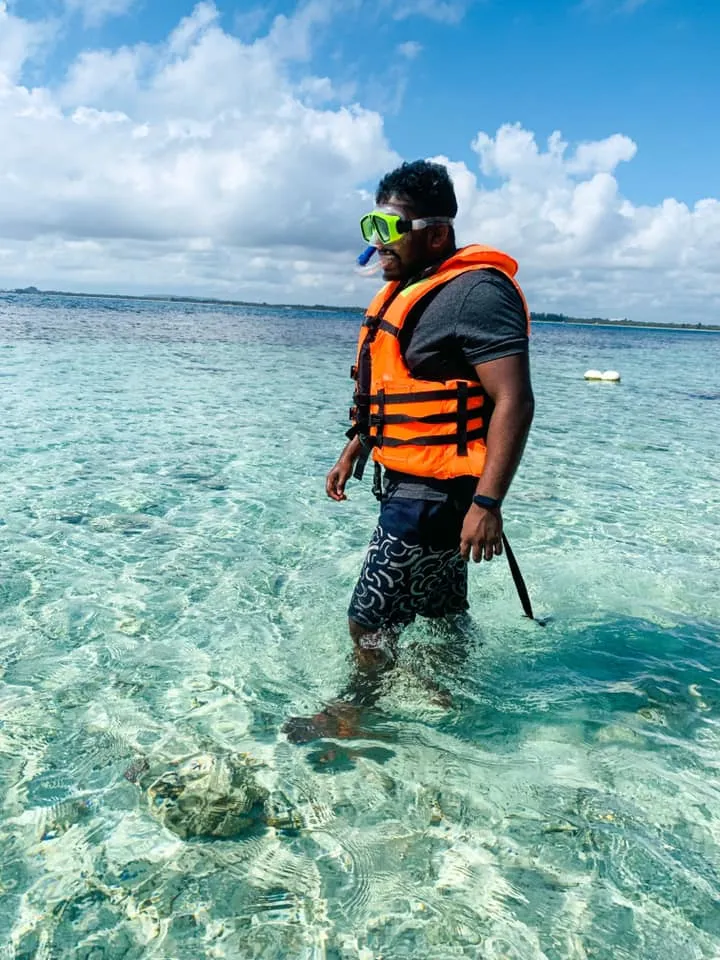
[354,209,454,275]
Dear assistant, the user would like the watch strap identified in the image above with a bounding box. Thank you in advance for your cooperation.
[472,494,502,510]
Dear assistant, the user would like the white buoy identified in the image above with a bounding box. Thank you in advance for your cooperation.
[584,369,621,382]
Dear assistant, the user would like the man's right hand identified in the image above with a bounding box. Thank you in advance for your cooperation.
[326,455,354,501]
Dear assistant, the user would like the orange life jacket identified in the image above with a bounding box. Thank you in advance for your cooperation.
[349,244,530,482]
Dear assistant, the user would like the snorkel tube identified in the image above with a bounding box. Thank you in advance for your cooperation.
[355,244,382,276]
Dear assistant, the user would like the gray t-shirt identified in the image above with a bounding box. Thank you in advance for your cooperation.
[384,267,529,502]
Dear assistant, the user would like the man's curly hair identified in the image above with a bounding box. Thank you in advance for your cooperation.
[376,160,458,219]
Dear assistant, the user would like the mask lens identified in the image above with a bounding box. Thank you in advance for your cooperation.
[373,215,391,243]
[360,215,374,243]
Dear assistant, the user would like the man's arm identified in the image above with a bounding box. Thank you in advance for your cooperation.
[326,435,362,501]
[473,351,534,501]
[459,352,534,561]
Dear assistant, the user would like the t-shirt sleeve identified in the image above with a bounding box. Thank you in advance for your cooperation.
[454,269,529,365]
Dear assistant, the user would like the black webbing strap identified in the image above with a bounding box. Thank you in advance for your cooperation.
[372,462,383,501]
[363,317,400,337]
[350,291,407,486]
[457,381,468,456]
[378,426,486,448]
[353,437,373,481]
[372,410,484,426]
[354,386,485,406]
[375,389,385,448]
[502,533,542,624]
[352,289,405,439]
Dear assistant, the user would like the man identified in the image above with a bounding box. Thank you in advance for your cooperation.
[284,160,533,742]
[333,159,533,662]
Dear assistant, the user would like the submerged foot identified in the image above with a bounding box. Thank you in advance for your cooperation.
[283,702,389,745]
[306,742,395,771]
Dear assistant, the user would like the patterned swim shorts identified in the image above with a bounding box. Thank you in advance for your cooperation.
[347,494,471,632]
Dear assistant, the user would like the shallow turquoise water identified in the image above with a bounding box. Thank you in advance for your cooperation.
[1,292,719,959]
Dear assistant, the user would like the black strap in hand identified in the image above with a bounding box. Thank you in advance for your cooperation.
[502,533,543,625]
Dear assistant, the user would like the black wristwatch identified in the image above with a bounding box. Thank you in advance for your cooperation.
[472,494,503,510]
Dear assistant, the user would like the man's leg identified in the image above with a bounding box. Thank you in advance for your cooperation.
[309,493,474,720]
[283,508,419,743]
[404,613,475,707]
[335,617,401,707]
[281,623,397,743]
[425,612,475,672]
[350,617,398,671]
[398,496,475,698]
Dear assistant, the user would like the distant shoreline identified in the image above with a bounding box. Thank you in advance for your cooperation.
[3,286,719,332]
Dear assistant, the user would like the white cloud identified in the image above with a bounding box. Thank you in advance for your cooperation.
[263,0,336,61]
[64,0,137,29]
[0,3,718,323]
[0,1,54,82]
[234,7,271,41]
[472,126,637,187]
[167,1,219,56]
[568,133,637,175]
[393,0,467,23]
[397,41,423,60]
[444,124,720,320]
[71,105,130,127]
[0,2,397,294]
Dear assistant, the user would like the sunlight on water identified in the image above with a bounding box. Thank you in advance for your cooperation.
[1,293,719,958]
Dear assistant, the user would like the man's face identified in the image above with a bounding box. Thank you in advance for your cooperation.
[373,195,436,283]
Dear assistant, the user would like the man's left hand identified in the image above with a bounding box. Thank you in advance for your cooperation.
[460,504,503,563]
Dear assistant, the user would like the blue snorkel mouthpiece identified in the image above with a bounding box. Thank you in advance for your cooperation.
[355,244,381,276]
[357,245,376,267]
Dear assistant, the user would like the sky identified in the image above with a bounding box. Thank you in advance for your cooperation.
[1,0,719,322]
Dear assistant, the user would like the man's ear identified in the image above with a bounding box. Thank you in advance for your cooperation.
[428,224,451,252]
